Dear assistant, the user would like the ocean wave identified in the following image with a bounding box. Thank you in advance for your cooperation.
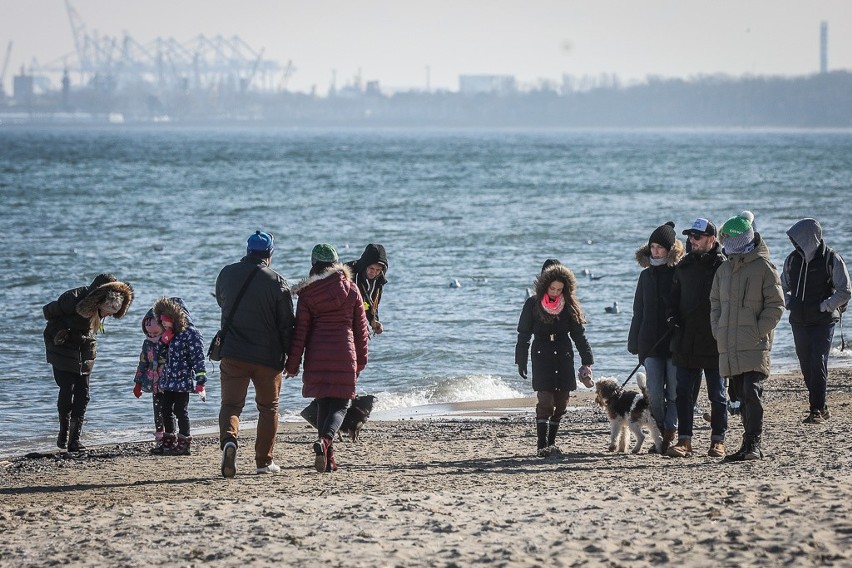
[371,374,525,413]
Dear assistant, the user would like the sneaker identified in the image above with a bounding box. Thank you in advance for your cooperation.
[666,439,692,458]
[802,411,824,424]
[221,441,237,479]
[821,406,831,420]
[708,441,726,458]
[256,462,281,474]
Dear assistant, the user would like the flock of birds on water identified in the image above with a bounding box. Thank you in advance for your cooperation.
[449,267,621,314]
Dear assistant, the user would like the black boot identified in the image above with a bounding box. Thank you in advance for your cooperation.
[57,415,70,449]
[67,418,86,452]
[743,435,763,460]
[547,419,560,447]
[536,420,549,456]
[722,435,749,463]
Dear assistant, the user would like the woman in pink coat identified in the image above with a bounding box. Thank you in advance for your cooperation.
[286,243,370,472]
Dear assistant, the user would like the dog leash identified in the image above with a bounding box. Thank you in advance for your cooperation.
[620,329,673,388]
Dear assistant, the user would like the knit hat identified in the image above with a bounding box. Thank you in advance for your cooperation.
[246,230,274,256]
[100,290,124,316]
[311,243,339,265]
[648,222,676,251]
[541,258,561,273]
[720,211,755,254]
[682,217,717,237]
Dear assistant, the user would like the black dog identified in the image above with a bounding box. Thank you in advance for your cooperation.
[339,395,377,442]
[299,395,377,442]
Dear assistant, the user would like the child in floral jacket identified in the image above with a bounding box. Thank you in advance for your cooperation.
[152,297,207,456]
[134,309,168,451]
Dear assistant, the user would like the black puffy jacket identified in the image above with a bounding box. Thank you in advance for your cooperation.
[668,243,726,369]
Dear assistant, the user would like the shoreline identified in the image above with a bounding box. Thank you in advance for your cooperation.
[5,362,852,460]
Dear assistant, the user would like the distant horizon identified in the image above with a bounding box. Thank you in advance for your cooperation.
[3,1,852,96]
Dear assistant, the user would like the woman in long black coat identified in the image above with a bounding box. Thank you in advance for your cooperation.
[43,274,133,451]
[515,260,594,456]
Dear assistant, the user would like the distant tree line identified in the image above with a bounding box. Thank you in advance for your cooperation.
[8,71,852,128]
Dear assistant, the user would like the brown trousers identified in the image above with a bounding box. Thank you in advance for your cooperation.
[219,358,282,468]
[536,390,570,421]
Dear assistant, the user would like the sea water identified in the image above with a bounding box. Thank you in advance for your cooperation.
[1,126,851,457]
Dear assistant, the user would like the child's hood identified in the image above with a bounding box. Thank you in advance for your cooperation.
[152,297,193,333]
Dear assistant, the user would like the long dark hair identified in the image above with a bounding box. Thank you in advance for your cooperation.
[310,261,335,276]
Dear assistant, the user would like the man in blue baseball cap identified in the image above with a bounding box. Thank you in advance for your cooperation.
[215,230,295,478]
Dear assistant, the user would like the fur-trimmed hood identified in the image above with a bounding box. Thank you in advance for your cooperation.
[152,297,192,333]
[635,239,685,269]
[292,263,354,296]
[75,279,134,320]
[533,264,585,324]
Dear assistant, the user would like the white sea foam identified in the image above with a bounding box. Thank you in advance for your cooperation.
[372,374,525,413]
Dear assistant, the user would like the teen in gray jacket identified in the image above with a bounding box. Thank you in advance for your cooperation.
[781,218,851,424]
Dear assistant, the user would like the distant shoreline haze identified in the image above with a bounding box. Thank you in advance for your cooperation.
[2,72,851,128]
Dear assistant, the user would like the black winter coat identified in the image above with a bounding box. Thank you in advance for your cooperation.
[515,265,593,392]
[215,256,295,370]
[667,243,726,369]
[43,275,134,374]
[628,241,684,360]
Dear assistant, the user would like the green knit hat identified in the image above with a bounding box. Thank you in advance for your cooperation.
[720,214,753,237]
[311,243,338,265]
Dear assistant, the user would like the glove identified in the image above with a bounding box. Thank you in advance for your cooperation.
[133,383,143,398]
[578,365,594,388]
[666,316,680,331]
[518,364,527,379]
[54,329,69,346]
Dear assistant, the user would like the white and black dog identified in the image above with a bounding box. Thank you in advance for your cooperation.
[594,373,662,454]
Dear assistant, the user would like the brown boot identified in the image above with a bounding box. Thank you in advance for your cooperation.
[708,441,726,457]
[666,438,692,457]
[661,430,677,454]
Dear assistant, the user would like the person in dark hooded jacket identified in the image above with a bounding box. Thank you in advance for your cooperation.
[286,243,370,473]
[43,273,134,452]
[628,222,685,453]
[515,259,594,456]
[346,243,388,335]
[782,218,851,425]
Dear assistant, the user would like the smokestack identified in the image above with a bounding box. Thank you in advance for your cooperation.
[820,21,828,74]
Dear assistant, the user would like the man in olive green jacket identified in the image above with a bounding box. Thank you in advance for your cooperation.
[710,211,784,462]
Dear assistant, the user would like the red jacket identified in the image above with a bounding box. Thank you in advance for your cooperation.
[286,265,369,399]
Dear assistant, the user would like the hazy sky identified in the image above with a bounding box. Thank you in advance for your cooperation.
[3,0,851,94]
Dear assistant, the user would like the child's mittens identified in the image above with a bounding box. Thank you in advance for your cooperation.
[133,382,143,398]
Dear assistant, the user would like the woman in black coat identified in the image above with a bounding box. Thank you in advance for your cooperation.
[43,274,133,451]
[515,260,594,456]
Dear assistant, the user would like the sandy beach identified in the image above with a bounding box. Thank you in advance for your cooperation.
[2,369,852,567]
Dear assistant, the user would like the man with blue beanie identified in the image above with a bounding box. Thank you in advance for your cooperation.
[215,230,295,477]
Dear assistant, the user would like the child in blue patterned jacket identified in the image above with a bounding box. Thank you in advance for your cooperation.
[152,297,207,456]
[133,309,168,452]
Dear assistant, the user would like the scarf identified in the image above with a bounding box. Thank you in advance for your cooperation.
[541,293,565,315]
[649,256,667,267]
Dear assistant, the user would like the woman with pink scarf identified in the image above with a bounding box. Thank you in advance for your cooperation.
[515,259,594,457]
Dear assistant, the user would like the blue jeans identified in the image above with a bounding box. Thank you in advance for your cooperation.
[643,357,678,432]
[675,367,727,442]
[791,323,835,413]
